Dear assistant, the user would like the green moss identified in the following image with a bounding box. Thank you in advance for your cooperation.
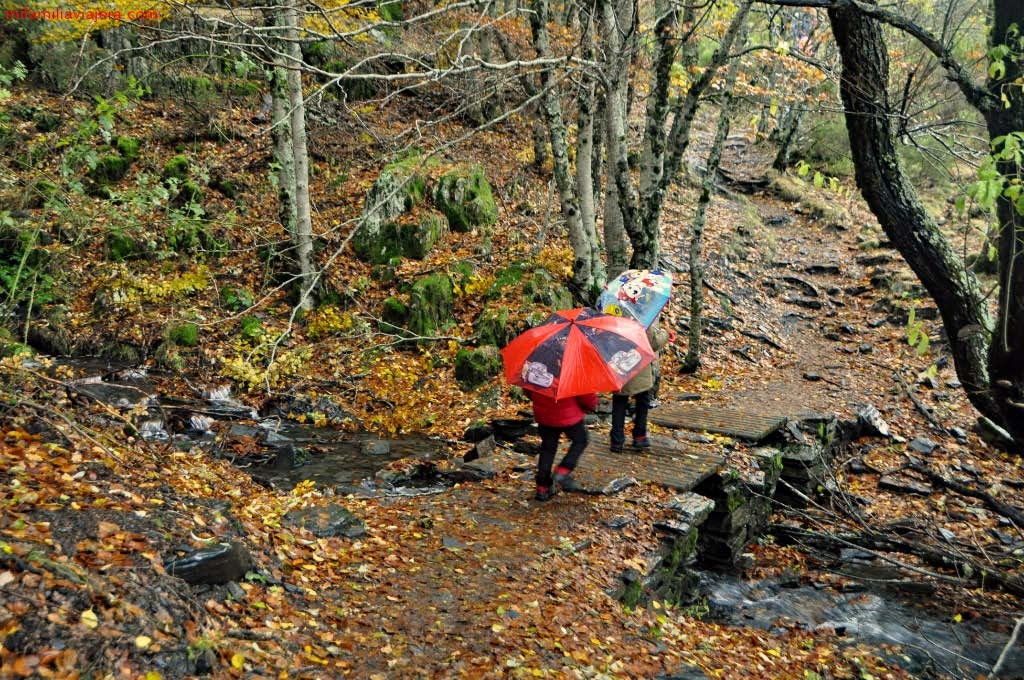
[106,231,139,261]
[620,578,644,608]
[169,323,199,347]
[408,273,453,337]
[378,0,403,21]
[89,154,130,184]
[432,166,498,232]
[523,269,573,309]
[116,135,140,161]
[454,346,501,390]
[488,263,527,298]
[380,296,408,334]
[162,155,190,181]
[474,306,513,346]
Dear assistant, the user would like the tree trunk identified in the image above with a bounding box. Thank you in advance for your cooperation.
[574,0,605,298]
[827,2,1000,423]
[599,0,633,277]
[633,0,677,269]
[680,30,744,373]
[985,0,1024,441]
[285,0,314,310]
[269,66,296,240]
[531,0,598,296]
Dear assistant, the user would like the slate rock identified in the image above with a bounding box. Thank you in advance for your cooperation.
[908,437,939,455]
[165,542,254,585]
[283,505,367,538]
[463,434,497,462]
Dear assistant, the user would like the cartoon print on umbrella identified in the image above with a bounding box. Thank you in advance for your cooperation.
[597,269,672,328]
[500,308,655,401]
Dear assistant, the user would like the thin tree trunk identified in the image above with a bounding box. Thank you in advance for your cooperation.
[660,1,750,195]
[681,33,743,373]
[575,0,604,297]
[531,0,597,296]
[827,2,999,422]
[269,66,296,240]
[632,0,677,269]
[600,0,634,276]
[985,0,1024,441]
[285,0,314,310]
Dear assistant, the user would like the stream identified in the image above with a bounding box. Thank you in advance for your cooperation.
[702,566,1023,679]
[58,360,1024,679]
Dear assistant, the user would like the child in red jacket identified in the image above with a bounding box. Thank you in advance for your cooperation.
[527,389,597,501]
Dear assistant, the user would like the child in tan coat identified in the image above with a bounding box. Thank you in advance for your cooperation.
[610,319,670,452]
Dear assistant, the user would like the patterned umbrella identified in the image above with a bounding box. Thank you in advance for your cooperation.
[500,308,655,400]
[596,269,673,328]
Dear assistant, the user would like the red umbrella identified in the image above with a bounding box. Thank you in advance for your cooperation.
[500,308,655,400]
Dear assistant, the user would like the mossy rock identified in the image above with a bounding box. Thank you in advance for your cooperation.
[89,154,131,184]
[303,40,336,65]
[379,296,409,334]
[523,268,574,309]
[162,155,191,181]
[168,323,199,347]
[99,341,141,364]
[106,231,140,261]
[454,345,502,390]
[352,156,433,262]
[474,305,514,347]
[488,263,527,298]
[116,136,140,161]
[171,180,204,208]
[407,273,453,338]
[362,211,447,264]
[432,165,498,232]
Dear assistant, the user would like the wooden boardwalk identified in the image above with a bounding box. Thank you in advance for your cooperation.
[650,403,789,441]
[569,437,725,494]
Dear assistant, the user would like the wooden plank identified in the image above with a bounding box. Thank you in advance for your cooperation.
[576,441,724,492]
[649,403,787,442]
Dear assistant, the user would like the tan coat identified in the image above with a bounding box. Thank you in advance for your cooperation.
[617,323,670,396]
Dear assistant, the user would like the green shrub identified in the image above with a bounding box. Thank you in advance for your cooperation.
[220,285,254,311]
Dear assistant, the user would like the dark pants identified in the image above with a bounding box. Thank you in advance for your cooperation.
[536,420,588,488]
[610,391,651,447]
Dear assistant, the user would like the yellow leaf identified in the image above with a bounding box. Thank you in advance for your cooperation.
[135,635,152,649]
[145,672,162,680]
[231,652,245,669]
[80,609,99,629]
[491,623,505,633]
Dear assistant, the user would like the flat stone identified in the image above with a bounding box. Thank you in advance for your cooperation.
[165,542,254,585]
[283,505,367,538]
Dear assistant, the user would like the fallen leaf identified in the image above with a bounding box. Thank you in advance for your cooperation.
[80,609,99,629]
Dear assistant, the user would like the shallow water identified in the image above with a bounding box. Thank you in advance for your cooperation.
[702,569,1023,679]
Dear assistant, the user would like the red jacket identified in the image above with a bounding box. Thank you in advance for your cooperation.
[529,391,597,428]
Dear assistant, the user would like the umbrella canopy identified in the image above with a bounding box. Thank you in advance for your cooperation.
[596,269,672,328]
[500,308,655,400]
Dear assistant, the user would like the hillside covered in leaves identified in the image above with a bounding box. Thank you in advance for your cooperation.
[2,2,1024,678]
